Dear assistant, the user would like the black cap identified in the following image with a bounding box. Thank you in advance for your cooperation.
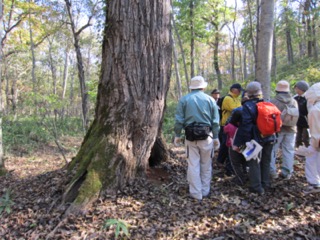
[230,83,243,91]
[211,89,220,94]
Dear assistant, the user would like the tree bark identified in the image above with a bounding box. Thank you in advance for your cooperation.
[29,1,37,96]
[304,0,313,58]
[172,16,189,90]
[0,0,5,175]
[190,0,195,77]
[63,0,172,208]
[271,28,277,77]
[298,3,305,58]
[172,30,182,100]
[62,49,69,100]
[243,47,248,79]
[230,0,237,81]
[271,3,277,77]
[247,0,256,70]
[48,37,58,95]
[256,0,274,101]
[284,2,294,64]
[65,0,90,130]
[213,32,222,90]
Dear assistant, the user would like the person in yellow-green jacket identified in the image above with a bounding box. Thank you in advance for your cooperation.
[217,83,243,176]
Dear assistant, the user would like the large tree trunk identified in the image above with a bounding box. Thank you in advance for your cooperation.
[63,0,172,208]
[256,0,274,101]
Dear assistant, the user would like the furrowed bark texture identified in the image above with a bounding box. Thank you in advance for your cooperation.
[64,0,172,207]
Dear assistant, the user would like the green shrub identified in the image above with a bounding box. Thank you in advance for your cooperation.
[103,219,130,239]
[0,189,15,215]
[2,116,83,154]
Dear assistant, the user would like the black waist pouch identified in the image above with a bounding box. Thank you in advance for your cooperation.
[185,122,212,141]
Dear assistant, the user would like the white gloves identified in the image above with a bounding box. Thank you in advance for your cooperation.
[213,138,220,151]
[174,137,182,147]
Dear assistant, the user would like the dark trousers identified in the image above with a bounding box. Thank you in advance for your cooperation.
[295,126,309,148]
[217,127,234,175]
[247,143,273,192]
[229,147,247,185]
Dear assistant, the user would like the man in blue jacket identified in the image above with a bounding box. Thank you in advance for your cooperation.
[233,81,276,195]
[174,76,220,200]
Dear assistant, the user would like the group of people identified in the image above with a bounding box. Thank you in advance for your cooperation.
[174,76,320,201]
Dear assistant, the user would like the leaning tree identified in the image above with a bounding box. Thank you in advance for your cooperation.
[63,0,172,208]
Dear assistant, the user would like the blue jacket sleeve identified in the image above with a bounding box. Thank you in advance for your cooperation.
[233,103,255,147]
[174,98,185,137]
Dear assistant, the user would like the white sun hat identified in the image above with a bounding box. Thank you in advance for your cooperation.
[189,76,208,89]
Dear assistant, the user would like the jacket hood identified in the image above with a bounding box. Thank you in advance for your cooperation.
[305,82,320,106]
[275,92,292,104]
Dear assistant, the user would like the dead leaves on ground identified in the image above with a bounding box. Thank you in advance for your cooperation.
[0,145,319,239]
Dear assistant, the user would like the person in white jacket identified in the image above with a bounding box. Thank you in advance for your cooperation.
[304,82,320,191]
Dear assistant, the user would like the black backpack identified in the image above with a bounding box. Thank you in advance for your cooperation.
[216,94,231,119]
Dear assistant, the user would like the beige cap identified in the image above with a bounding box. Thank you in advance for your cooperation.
[276,80,290,92]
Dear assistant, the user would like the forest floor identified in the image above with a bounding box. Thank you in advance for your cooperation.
[0,137,320,240]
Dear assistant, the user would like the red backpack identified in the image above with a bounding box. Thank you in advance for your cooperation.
[256,102,282,137]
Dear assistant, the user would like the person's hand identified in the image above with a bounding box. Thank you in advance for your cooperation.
[310,137,320,149]
[213,138,220,151]
[232,145,240,152]
[174,137,182,147]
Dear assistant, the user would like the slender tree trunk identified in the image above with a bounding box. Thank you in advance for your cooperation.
[271,28,277,77]
[62,49,70,100]
[284,3,294,64]
[256,0,274,101]
[255,0,261,75]
[271,2,277,77]
[48,38,57,95]
[69,64,75,117]
[172,30,182,99]
[312,16,318,61]
[4,58,9,114]
[65,0,89,131]
[243,47,248,79]
[213,32,222,90]
[172,16,189,90]
[29,1,37,97]
[236,37,243,81]
[298,3,305,58]
[247,0,256,69]
[0,0,5,175]
[230,0,237,81]
[63,0,172,209]
[190,0,195,77]
[304,0,313,58]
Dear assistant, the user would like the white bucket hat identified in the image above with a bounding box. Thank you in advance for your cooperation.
[276,80,290,92]
[189,76,208,89]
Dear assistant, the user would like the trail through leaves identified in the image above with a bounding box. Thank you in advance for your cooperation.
[0,140,319,239]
